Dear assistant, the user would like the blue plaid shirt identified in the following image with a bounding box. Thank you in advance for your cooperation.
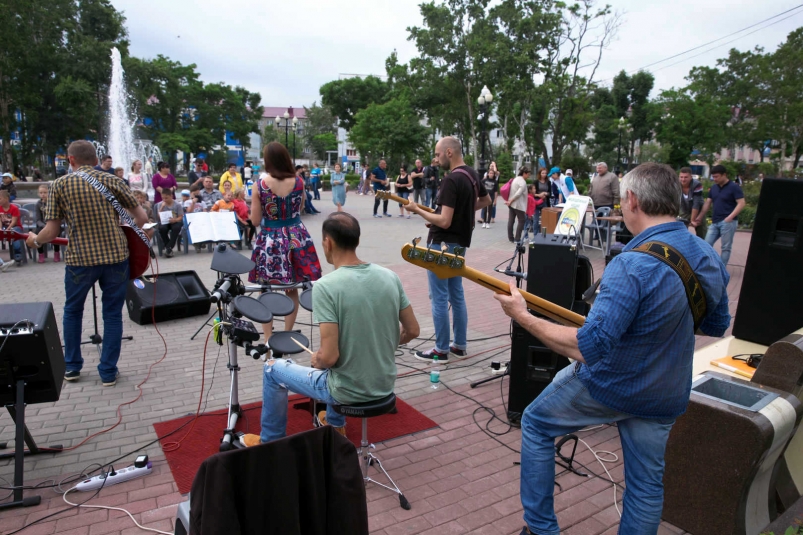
[576,221,731,419]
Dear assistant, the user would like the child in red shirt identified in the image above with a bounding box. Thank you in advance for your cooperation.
[231,188,255,248]
[522,184,543,243]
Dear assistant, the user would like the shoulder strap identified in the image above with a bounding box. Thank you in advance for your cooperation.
[630,241,707,331]
[451,167,480,200]
[75,170,151,251]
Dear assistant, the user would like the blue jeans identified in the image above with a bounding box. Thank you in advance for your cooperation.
[520,364,675,535]
[260,358,345,443]
[313,180,320,200]
[425,187,437,209]
[63,260,129,381]
[426,243,468,353]
[9,225,23,261]
[705,220,737,266]
[521,215,535,243]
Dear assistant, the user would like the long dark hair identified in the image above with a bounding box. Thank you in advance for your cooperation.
[262,142,295,180]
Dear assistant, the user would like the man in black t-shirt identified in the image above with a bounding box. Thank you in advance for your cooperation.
[410,159,426,206]
[423,159,440,209]
[405,137,491,363]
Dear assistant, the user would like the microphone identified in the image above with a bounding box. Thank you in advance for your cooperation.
[496,268,528,280]
[210,279,232,303]
[582,278,601,303]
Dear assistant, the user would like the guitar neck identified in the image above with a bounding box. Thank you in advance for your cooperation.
[381,193,435,213]
[463,266,585,328]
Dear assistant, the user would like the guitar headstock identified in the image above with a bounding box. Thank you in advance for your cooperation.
[376,190,391,201]
[401,238,467,279]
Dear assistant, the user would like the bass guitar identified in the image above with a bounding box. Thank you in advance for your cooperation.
[400,238,585,328]
[375,190,435,213]
[0,227,151,280]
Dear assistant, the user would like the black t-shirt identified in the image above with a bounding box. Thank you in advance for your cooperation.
[427,165,487,248]
[423,166,439,189]
[412,167,425,189]
[482,173,499,194]
[397,174,410,190]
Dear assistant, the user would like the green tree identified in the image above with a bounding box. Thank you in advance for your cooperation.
[349,97,430,171]
[303,102,338,160]
[319,76,388,130]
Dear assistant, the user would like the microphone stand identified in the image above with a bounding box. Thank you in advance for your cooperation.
[472,241,527,390]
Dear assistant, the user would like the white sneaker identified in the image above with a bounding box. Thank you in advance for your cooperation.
[0,260,15,272]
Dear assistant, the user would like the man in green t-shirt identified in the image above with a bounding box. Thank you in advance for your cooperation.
[241,213,420,446]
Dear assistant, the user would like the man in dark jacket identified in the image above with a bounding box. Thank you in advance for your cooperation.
[678,166,706,239]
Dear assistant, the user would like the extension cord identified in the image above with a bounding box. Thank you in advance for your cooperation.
[75,463,152,492]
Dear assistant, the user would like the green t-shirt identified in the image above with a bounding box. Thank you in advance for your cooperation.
[312,263,410,404]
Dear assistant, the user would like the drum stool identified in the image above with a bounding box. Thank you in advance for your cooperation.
[331,393,410,510]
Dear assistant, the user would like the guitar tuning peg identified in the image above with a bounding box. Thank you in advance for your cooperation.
[411,237,421,248]
[440,241,448,252]
[424,242,436,263]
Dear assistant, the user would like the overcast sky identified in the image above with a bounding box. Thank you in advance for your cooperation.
[113,0,803,109]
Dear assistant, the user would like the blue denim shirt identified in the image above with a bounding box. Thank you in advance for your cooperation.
[576,221,731,419]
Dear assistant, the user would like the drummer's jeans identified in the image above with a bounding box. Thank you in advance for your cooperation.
[520,364,675,535]
[260,359,345,443]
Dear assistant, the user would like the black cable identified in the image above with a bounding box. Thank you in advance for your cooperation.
[4,465,111,535]
[200,342,224,414]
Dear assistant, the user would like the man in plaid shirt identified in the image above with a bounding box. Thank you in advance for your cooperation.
[27,140,149,387]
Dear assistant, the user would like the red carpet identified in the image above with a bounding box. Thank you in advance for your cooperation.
[153,395,438,494]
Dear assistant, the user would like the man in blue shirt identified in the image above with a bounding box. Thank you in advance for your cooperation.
[371,159,391,218]
[695,164,745,266]
[310,163,322,200]
[495,163,731,535]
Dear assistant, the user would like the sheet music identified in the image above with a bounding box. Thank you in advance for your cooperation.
[185,211,241,243]
[159,211,172,225]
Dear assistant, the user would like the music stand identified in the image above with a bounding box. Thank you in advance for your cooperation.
[0,305,65,511]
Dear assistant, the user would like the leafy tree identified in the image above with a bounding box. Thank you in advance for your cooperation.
[303,102,338,160]
[319,76,388,130]
[349,97,430,171]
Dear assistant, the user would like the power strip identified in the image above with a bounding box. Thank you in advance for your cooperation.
[75,463,152,492]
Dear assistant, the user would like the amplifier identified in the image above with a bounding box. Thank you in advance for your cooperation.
[126,271,211,325]
[0,302,65,405]
[507,320,571,424]
[526,233,579,313]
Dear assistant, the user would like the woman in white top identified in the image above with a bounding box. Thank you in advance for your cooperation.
[505,166,530,243]
[128,160,146,192]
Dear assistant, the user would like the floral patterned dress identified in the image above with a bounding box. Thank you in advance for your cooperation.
[248,175,322,284]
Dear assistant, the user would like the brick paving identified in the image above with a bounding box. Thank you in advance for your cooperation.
[0,191,748,534]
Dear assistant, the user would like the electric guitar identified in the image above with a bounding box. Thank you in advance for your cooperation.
[400,239,586,328]
[375,190,436,213]
[0,227,151,280]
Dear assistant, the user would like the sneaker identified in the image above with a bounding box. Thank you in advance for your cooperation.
[398,214,406,217]
[38,253,45,263]
[54,251,61,262]
[239,433,262,447]
[384,213,392,217]
[64,370,80,382]
[414,348,449,363]
[317,411,347,437]
[449,345,466,357]
[0,260,14,272]
[373,214,381,218]
[406,215,411,219]
[102,372,120,387]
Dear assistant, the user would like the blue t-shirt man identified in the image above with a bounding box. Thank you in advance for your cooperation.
[372,166,388,191]
[709,180,744,223]
[310,165,322,184]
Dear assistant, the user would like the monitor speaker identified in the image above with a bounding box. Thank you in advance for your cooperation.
[507,320,571,424]
[127,271,211,325]
[526,234,579,313]
[0,302,64,405]
[732,178,803,345]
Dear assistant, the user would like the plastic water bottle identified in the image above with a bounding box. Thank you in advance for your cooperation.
[246,179,254,198]
[430,355,441,390]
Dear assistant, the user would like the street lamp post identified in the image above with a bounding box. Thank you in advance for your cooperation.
[275,111,299,160]
[477,85,493,177]
[617,116,627,173]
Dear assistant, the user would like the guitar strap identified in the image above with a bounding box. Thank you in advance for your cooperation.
[630,241,707,331]
[76,170,152,251]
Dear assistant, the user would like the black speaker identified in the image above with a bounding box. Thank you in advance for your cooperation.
[507,320,571,424]
[0,302,65,405]
[526,233,579,313]
[126,271,211,325]
[732,179,803,345]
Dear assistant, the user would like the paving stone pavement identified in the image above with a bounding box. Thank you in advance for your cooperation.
[0,191,748,534]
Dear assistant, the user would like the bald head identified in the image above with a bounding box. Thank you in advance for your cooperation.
[435,136,464,170]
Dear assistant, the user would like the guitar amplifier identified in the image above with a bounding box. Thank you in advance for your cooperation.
[526,233,579,313]
[0,302,65,406]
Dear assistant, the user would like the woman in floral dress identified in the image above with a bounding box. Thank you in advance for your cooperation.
[250,142,322,340]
